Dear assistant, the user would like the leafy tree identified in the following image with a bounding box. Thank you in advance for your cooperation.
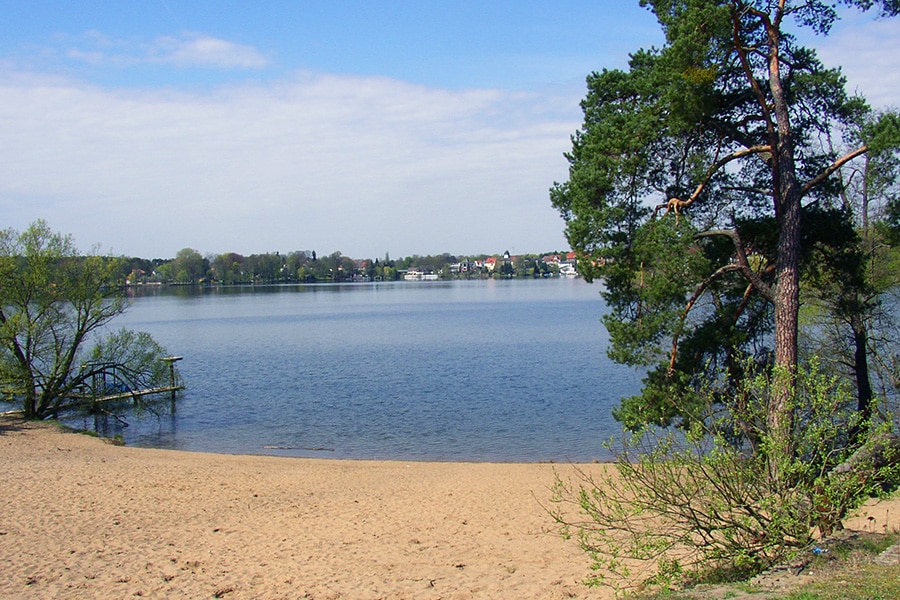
[246,252,286,283]
[550,0,900,589]
[551,0,900,469]
[210,252,247,284]
[164,248,209,284]
[324,251,356,281]
[0,221,174,420]
[298,251,357,282]
[284,250,312,280]
[801,111,900,433]
[119,257,156,283]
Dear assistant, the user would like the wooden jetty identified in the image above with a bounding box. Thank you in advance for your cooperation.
[76,384,184,404]
[76,356,184,405]
[1,357,184,417]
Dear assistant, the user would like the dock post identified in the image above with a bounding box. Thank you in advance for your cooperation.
[161,356,183,408]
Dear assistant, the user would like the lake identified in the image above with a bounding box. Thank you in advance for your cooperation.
[68,278,640,462]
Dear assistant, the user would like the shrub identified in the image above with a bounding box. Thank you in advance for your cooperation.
[551,359,900,593]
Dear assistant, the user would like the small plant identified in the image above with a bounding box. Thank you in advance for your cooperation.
[104,433,125,446]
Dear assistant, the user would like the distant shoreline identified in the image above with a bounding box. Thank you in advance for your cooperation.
[124,273,584,289]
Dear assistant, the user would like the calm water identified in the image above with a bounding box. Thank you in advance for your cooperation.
[70,278,639,462]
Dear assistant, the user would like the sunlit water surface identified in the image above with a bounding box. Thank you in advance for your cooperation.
[67,278,639,462]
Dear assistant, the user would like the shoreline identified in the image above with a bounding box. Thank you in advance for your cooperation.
[1,416,615,599]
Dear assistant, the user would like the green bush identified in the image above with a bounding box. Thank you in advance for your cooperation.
[551,359,900,593]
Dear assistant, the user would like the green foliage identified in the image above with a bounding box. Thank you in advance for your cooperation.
[863,112,900,154]
[90,329,173,393]
[552,0,900,438]
[551,359,900,594]
[162,247,208,284]
[602,216,710,367]
[0,220,174,420]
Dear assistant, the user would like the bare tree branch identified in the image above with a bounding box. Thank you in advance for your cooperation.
[801,144,869,198]
[653,145,774,221]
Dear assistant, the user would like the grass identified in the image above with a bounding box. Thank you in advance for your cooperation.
[630,531,899,600]
[776,562,900,600]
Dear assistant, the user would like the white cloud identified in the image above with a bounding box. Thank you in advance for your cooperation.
[811,16,900,110]
[154,33,270,69]
[0,71,578,258]
[6,13,895,261]
[62,31,270,70]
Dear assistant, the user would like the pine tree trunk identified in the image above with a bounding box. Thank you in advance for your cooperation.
[852,316,873,427]
[771,171,800,476]
[768,16,800,481]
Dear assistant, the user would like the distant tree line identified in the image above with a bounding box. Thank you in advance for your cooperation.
[118,249,574,286]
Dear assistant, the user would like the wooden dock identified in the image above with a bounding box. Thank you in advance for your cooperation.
[76,356,185,406]
[2,383,185,417]
[1,357,185,417]
[71,384,184,404]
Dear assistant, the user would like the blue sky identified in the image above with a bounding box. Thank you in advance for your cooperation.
[1,2,898,259]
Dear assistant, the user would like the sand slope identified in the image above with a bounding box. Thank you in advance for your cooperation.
[0,418,613,599]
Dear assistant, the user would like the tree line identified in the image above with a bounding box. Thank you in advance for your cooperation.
[121,249,572,285]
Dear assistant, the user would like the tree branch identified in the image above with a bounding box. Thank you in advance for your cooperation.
[801,144,868,198]
[697,228,776,302]
[653,145,773,220]
[732,3,777,140]
[669,263,744,374]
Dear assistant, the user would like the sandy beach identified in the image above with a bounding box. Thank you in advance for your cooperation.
[5,417,899,600]
[1,417,616,599]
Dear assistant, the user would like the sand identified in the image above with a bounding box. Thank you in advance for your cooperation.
[5,418,898,600]
[0,417,614,599]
